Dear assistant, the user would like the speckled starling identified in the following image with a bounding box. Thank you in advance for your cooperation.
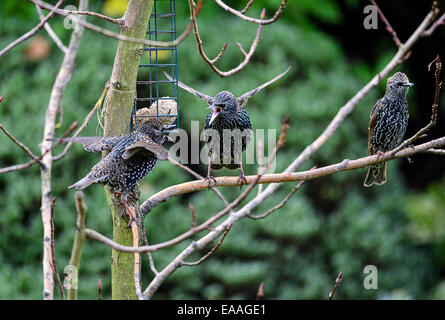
[167,67,290,185]
[50,118,171,200]
[364,72,413,187]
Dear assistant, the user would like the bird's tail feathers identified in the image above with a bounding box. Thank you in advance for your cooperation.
[363,162,387,187]
[68,174,108,190]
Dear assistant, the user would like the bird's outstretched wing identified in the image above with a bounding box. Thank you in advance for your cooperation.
[237,66,291,108]
[48,136,123,152]
[164,71,213,105]
[122,141,169,160]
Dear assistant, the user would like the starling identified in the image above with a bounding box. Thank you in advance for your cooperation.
[50,118,172,221]
[364,72,413,187]
[166,67,290,185]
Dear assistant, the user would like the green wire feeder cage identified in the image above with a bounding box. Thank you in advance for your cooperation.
[132,0,180,131]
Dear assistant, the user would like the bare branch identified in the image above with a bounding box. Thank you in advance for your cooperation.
[369,0,402,47]
[67,191,87,300]
[52,81,110,162]
[215,0,287,25]
[241,0,255,14]
[35,3,68,54]
[40,0,87,300]
[189,203,197,228]
[33,0,125,26]
[328,271,343,300]
[50,197,65,300]
[256,282,264,299]
[248,180,306,220]
[0,0,65,58]
[141,137,445,216]
[29,0,193,48]
[189,0,264,77]
[0,124,41,162]
[426,148,445,155]
[0,121,77,174]
[182,224,232,266]
[129,207,143,300]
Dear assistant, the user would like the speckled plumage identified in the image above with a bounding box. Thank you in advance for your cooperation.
[53,118,170,199]
[204,91,252,171]
[169,67,291,184]
[364,72,413,187]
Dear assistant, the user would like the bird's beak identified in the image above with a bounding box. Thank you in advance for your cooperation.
[161,124,176,132]
[403,81,414,87]
[208,105,221,125]
[161,124,177,142]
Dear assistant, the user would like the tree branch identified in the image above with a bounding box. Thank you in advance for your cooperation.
[369,0,402,47]
[0,0,65,58]
[35,3,68,54]
[214,0,287,25]
[189,0,265,77]
[40,0,87,300]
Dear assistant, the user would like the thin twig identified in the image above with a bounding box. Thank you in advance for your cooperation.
[423,12,444,36]
[0,0,65,58]
[241,0,255,14]
[52,81,110,161]
[67,191,87,300]
[141,229,158,275]
[189,203,197,228]
[98,279,102,300]
[50,197,65,299]
[35,1,125,25]
[35,3,68,54]
[215,0,287,25]
[0,124,41,162]
[328,271,343,300]
[0,121,78,174]
[182,224,232,266]
[369,0,402,47]
[129,207,143,300]
[40,0,87,300]
[189,0,264,77]
[426,148,445,155]
[256,282,264,299]
[248,180,306,220]
[29,0,194,48]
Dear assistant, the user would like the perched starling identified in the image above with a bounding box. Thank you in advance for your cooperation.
[166,67,290,185]
[50,118,171,209]
[364,72,413,187]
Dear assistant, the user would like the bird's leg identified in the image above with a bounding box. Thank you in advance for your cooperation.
[111,191,140,226]
[376,150,385,159]
[237,163,248,188]
[203,156,216,188]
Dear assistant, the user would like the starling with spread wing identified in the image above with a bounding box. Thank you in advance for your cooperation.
[364,72,413,187]
[50,119,172,214]
[166,67,290,186]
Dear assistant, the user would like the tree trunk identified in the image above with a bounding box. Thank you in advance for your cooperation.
[103,0,154,300]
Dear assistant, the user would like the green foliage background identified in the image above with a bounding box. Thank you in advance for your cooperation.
[0,0,444,299]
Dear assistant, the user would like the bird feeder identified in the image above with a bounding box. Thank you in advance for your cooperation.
[132,0,179,130]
